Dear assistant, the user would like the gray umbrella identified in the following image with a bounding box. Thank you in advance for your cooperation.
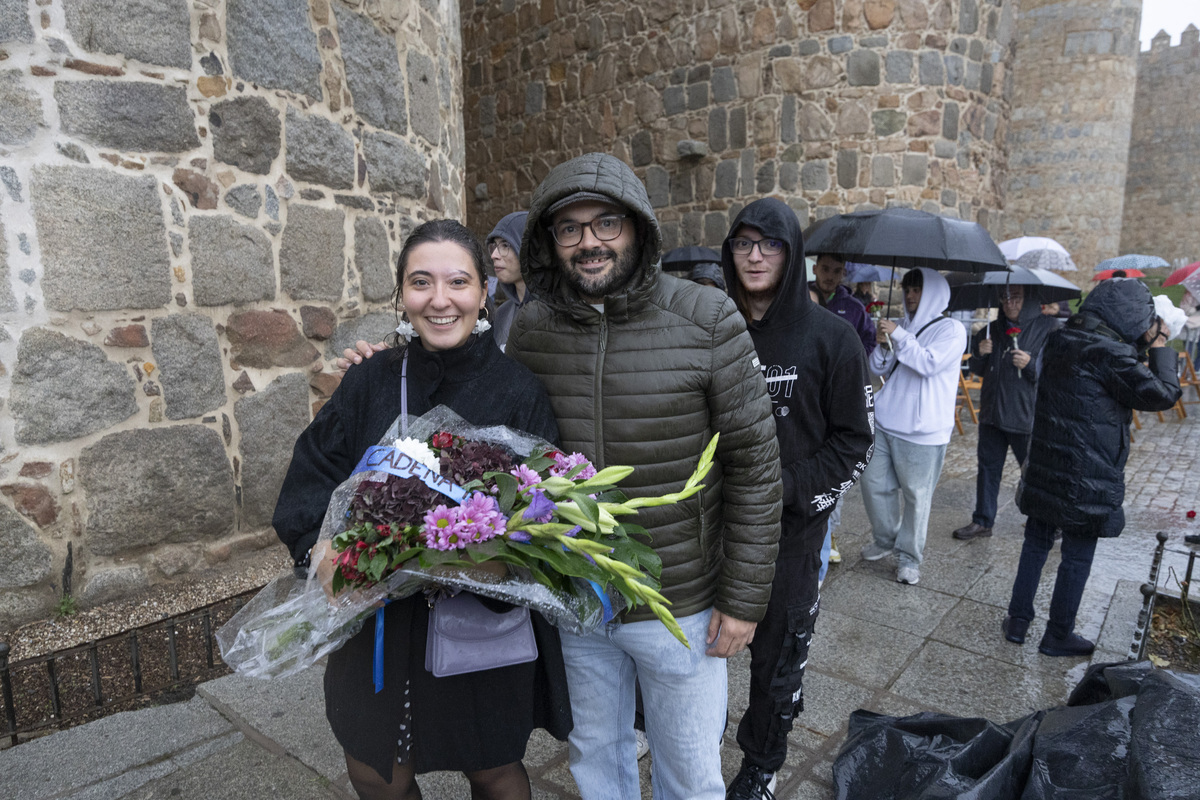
[945,264,1082,312]
[1014,248,1077,273]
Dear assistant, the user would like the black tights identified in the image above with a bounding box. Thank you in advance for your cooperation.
[345,751,531,800]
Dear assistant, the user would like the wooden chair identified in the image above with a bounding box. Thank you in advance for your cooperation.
[958,355,980,425]
[1180,351,1200,406]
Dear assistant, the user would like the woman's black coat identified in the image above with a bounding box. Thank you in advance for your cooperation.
[1017,280,1181,537]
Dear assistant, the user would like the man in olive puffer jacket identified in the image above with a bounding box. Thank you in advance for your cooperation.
[508,153,783,800]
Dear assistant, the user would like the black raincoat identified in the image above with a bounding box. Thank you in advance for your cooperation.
[1017,280,1181,537]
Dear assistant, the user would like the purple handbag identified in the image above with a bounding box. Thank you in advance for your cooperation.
[424,592,538,677]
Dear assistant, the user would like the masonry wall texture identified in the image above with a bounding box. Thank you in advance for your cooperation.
[1003,0,1142,271]
[0,0,464,631]
[1120,26,1200,266]
[462,0,1020,250]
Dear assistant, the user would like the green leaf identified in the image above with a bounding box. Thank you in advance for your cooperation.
[566,491,601,529]
[593,488,629,504]
[367,552,388,582]
[488,473,519,514]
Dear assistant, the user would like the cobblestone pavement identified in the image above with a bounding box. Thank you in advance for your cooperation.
[4,400,1198,800]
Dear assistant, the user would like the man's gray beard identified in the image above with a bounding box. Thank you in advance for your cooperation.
[557,244,640,300]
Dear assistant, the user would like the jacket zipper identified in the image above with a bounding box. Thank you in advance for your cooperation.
[594,314,607,469]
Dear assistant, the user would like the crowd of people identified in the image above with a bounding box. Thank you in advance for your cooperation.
[274,152,1185,800]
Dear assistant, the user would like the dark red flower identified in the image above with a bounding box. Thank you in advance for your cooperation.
[431,431,454,449]
[1006,326,1022,337]
[1188,510,1196,519]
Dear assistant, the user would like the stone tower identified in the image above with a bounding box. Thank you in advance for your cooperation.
[461,0,1019,249]
[0,0,463,629]
[1004,0,1143,272]
[1120,25,1200,266]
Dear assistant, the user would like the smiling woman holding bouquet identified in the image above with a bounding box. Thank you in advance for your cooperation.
[273,219,570,800]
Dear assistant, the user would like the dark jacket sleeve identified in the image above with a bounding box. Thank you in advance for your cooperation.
[1104,346,1182,412]
[854,307,877,357]
[781,347,874,520]
[968,323,991,376]
[272,371,359,565]
[707,301,783,623]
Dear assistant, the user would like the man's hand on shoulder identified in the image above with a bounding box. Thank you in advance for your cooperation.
[706,609,756,658]
[335,340,387,374]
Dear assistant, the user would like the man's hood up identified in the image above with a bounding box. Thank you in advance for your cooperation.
[487,211,528,257]
[520,153,661,319]
[720,197,811,326]
[905,267,951,330]
[1079,278,1155,344]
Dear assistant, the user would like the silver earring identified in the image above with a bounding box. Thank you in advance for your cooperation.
[472,307,491,336]
[395,311,418,342]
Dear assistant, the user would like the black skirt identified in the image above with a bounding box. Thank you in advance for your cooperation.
[324,594,573,781]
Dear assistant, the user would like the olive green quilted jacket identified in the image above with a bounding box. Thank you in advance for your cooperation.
[508,153,782,624]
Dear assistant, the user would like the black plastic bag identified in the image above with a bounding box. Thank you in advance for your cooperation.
[833,661,1200,800]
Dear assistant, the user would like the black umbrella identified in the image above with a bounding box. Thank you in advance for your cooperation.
[661,246,721,271]
[945,265,1081,312]
[803,207,1009,274]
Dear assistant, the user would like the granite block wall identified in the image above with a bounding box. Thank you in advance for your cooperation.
[1120,26,1200,267]
[1004,0,1142,272]
[0,0,464,630]
[461,0,1019,249]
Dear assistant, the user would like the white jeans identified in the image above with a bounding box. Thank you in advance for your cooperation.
[860,430,947,569]
[560,609,727,800]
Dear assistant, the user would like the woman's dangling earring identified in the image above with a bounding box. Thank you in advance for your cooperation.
[395,311,418,342]
[472,306,492,335]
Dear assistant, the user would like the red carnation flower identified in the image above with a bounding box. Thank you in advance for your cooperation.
[1188,510,1196,519]
[431,431,454,449]
[1006,326,1022,337]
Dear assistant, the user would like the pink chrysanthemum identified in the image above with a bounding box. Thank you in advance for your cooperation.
[509,464,542,493]
[459,492,505,544]
[550,451,596,480]
[423,505,457,550]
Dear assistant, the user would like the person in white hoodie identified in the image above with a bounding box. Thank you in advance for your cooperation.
[859,268,967,585]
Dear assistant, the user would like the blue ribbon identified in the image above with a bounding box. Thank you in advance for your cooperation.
[373,600,392,694]
[587,580,615,623]
[352,446,467,504]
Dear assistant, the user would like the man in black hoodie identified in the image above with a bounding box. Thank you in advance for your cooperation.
[721,198,875,799]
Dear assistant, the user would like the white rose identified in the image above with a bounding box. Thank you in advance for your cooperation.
[394,437,442,473]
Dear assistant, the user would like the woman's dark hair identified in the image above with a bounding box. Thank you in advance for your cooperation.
[393,219,488,296]
[387,219,492,350]
[901,268,924,290]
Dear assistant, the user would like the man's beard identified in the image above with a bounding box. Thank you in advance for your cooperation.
[557,243,640,300]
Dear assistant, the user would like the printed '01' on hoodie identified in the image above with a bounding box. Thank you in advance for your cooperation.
[722,198,875,555]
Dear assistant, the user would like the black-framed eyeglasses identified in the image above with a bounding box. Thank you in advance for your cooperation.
[548,214,627,247]
[728,237,785,257]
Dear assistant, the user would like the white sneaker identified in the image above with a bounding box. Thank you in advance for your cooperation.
[829,535,841,564]
[635,728,650,760]
[897,565,920,585]
[861,542,894,561]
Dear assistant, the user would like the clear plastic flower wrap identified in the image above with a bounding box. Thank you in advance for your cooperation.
[218,406,717,680]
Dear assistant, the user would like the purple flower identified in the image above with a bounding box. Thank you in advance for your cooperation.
[563,526,581,538]
[524,490,556,524]
[509,464,542,493]
[551,451,597,480]
[506,530,532,543]
[423,505,460,550]
[459,492,506,543]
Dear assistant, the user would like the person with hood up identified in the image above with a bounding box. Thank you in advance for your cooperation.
[487,211,530,350]
[1004,279,1181,656]
[860,268,968,586]
[507,154,783,800]
[952,284,1058,541]
[720,198,875,800]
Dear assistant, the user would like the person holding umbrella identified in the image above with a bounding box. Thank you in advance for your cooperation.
[952,284,1057,541]
[860,268,968,585]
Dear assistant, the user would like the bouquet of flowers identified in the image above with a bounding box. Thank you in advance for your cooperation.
[218,406,715,679]
[1006,325,1022,377]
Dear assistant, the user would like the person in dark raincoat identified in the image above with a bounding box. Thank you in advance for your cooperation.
[1004,278,1181,656]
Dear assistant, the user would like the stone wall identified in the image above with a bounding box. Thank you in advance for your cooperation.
[1120,26,1200,266]
[462,0,1019,249]
[0,0,464,631]
[1004,0,1142,272]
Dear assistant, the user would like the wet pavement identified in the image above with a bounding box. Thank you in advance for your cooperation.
[2,403,1198,799]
